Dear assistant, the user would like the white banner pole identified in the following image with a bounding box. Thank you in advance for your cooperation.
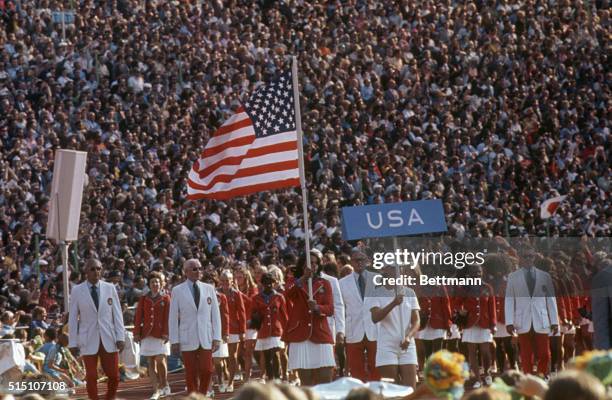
[292,56,313,300]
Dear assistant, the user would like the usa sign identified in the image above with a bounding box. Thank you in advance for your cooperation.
[341,200,447,240]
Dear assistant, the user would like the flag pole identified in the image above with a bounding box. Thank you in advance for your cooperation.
[292,56,313,300]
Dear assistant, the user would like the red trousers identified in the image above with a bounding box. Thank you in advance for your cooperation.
[519,328,550,375]
[83,341,120,400]
[346,338,380,382]
[182,347,213,394]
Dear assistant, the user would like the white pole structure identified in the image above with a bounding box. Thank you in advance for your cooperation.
[292,56,313,300]
[55,192,71,313]
[61,242,70,313]
[393,236,406,352]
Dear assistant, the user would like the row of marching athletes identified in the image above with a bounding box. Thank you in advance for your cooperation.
[120,244,591,399]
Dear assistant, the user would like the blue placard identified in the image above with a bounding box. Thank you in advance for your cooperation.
[341,200,447,240]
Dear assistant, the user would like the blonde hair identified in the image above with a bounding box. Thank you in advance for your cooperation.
[235,267,257,293]
[149,271,165,286]
[267,265,285,285]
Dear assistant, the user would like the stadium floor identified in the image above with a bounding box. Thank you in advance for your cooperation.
[74,371,245,400]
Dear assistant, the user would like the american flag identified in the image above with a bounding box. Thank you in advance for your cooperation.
[187,70,300,200]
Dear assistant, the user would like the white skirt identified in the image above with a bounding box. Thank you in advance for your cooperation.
[140,337,170,356]
[494,322,510,338]
[462,327,493,344]
[245,329,258,341]
[228,334,241,344]
[213,342,229,358]
[448,324,461,340]
[255,336,285,351]
[561,325,576,335]
[288,341,335,370]
[416,326,446,340]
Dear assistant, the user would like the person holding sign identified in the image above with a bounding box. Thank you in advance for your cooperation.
[282,253,335,386]
[365,264,420,388]
[68,258,125,400]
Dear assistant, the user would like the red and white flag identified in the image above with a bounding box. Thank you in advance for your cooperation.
[187,70,300,200]
[540,195,566,219]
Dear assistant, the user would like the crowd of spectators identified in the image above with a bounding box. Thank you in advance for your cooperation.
[0,0,609,338]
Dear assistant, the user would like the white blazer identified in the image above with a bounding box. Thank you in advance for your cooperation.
[321,272,345,339]
[168,280,221,351]
[504,267,559,334]
[339,271,378,343]
[68,280,125,355]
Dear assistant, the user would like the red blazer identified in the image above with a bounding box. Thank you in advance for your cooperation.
[495,296,505,324]
[241,286,259,328]
[456,284,496,330]
[553,279,568,323]
[282,277,334,344]
[251,290,288,338]
[217,291,230,337]
[494,281,506,324]
[222,288,246,334]
[419,287,452,330]
[134,293,170,339]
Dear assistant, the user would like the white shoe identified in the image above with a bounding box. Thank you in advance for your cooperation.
[472,381,482,389]
[484,375,493,386]
[150,390,161,400]
[219,383,227,393]
[226,383,234,393]
[160,386,171,397]
[206,389,215,398]
[234,372,242,381]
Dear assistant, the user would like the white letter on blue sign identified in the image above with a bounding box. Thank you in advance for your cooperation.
[388,210,403,227]
[366,212,383,229]
[408,209,424,225]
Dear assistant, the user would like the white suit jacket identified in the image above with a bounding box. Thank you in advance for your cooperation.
[168,280,221,351]
[68,280,125,355]
[504,267,559,334]
[321,272,345,339]
[339,271,378,343]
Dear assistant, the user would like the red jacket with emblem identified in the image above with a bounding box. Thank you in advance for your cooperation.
[251,290,288,338]
[419,286,452,330]
[134,293,170,339]
[456,284,497,330]
[217,291,230,337]
[241,286,259,330]
[221,288,246,334]
[282,277,334,344]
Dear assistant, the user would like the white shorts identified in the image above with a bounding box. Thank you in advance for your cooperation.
[140,337,170,356]
[416,326,446,341]
[494,322,510,338]
[245,329,258,341]
[462,327,493,344]
[376,341,417,367]
[213,342,229,358]
[255,336,285,351]
[228,334,242,344]
[288,341,335,370]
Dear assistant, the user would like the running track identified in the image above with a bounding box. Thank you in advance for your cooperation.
[74,370,244,399]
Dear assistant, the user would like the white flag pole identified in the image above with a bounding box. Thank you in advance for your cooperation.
[292,56,313,300]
